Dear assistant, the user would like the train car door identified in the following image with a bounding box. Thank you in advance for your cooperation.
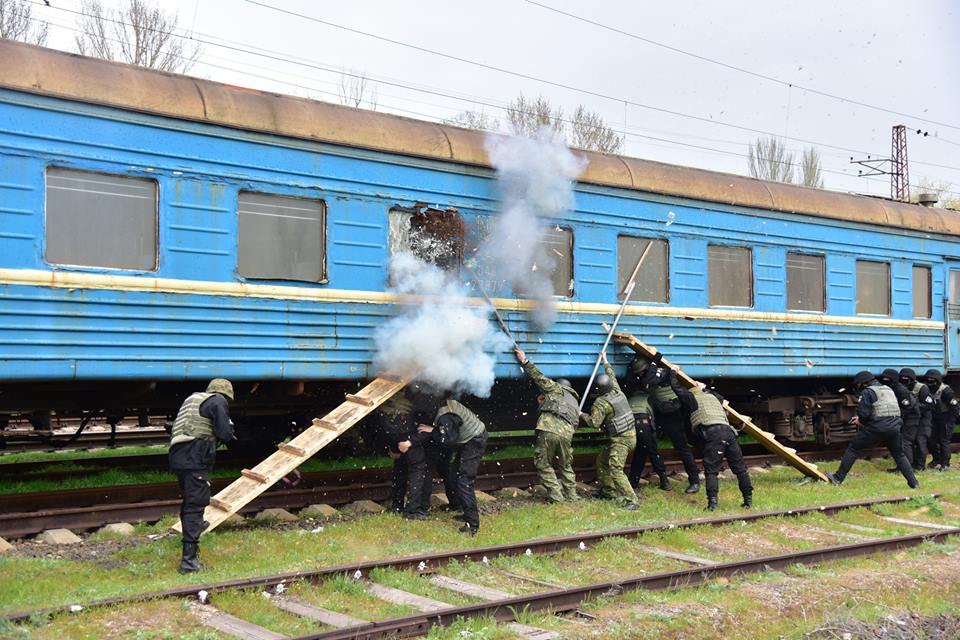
[946,263,960,368]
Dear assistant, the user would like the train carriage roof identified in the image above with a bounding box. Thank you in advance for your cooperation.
[1,39,956,236]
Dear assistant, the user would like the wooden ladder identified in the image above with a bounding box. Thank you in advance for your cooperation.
[612,331,829,482]
[173,374,412,535]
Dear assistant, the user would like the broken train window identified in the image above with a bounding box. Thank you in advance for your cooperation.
[530,225,574,298]
[388,204,465,272]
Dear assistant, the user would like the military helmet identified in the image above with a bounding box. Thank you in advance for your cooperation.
[878,368,899,382]
[924,369,943,383]
[556,377,573,389]
[853,370,875,387]
[593,374,614,395]
[206,378,235,401]
[899,367,917,381]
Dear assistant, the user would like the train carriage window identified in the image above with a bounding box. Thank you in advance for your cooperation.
[912,265,931,319]
[388,205,465,272]
[617,236,668,302]
[855,260,890,315]
[45,167,157,271]
[708,245,752,307]
[237,192,325,282]
[786,253,825,312]
[541,226,574,297]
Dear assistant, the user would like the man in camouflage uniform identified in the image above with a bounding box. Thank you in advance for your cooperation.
[579,352,640,510]
[515,347,580,503]
[169,378,236,573]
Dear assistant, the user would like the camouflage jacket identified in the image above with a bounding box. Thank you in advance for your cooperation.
[581,363,619,431]
[523,359,576,437]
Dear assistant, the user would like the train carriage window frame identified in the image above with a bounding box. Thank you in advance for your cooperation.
[785,252,825,313]
[855,259,890,316]
[617,235,669,303]
[707,244,753,308]
[237,191,327,284]
[44,166,159,272]
[387,204,465,274]
[912,264,932,319]
[532,225,574,298]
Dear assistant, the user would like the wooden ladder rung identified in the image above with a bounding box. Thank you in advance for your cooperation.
[209,497,233,512]
[241,469,269,484]
[344,393,375,406]
[278,442,307,457]
[312,419,340,431]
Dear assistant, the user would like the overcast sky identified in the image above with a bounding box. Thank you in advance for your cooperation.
[36,0,960,200]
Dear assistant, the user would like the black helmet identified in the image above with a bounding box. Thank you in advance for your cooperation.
[853,370,875,387]
[556,378,573,389]
[593,374,614,395]
[878,368,899,383]
[924,369,943,383]
[899,367,917,382]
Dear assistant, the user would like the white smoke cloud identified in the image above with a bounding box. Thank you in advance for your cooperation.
[373,253,511,397]
[478,127,587,328]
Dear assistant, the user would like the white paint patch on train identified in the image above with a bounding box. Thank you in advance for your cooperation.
[372,253,510,396]
[479,127,586,329]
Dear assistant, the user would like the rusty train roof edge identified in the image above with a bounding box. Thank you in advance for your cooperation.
[0,39,954,236]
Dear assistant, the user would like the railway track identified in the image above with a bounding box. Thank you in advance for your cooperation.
[0,427,170,453]
[3,494,955,639]
[0,447,911,539]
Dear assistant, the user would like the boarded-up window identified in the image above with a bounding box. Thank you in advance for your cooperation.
[913,265,931,319]
[539,226,573,297]
[617,236,668,302]
[238,192,325,282]
[388,205,464,272]
[855,260,890,315]
[708,245,752,307]
[786,253,825,312]
[45,167,157,270]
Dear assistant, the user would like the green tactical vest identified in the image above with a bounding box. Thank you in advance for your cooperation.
[599,388,635,436]
[689,388,729,429]
[540,385,580,427]
[932,383,955,413]
[170,392,215,447]
[381,391,414,417]
[651,383,678,402]
[870,384,901,418]
[628,393,652,416]
[438,399,486,445]
[910,381,924,399]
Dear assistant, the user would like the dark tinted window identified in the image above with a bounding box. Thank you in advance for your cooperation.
[786,253,825,312]
[708,245,752,307]
[238,192,325,282]
[45,167,157,270]
[912,265,931,319]
[617,236,668,302]
[855,260,890,315]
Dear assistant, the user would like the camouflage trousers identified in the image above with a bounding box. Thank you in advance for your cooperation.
[534,430,579,502]
[597,430,639,505]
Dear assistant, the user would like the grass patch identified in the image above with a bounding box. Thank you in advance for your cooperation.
[210,588,325,636]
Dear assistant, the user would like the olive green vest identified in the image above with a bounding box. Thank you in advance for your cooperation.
[381,391,414,417]
[651,384,678,402]
[628,393,652,416]
[689,388,728,429]
[932,383,954,413]
[870,384,901,418]
[910,380,924,399]
[170,392,215,447]
[438,399,486,444]
[540,385,580,427]
[599,388,635,435]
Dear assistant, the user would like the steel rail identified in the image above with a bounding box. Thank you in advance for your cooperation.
[1,494,938,623]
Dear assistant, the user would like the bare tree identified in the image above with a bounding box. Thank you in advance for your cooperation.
[506,94,564,138]
[748,136,795,183]
[0,0,48,45]
[443,109,500,132]
[569,105,622,153]
[338,70,378,110]
[799,146,824,188]
[75,0,200,73]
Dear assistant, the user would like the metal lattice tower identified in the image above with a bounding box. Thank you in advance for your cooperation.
[891,124,910,201]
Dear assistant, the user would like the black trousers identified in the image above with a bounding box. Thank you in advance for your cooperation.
[700,424,751,499]
[836,425,917,486]
[930,415,953,467]
[915,417,932,469]
[390,455,408,512]
[403,441,432,517]
[431,444,462,509]
[657,411,700,483]
[900,421,920,471]
[628,414,666,486]
[450,433,488,529]
[176,469,210,544]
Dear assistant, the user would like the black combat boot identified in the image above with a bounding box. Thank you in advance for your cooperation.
[825,471,843,485]
[706,496,718,511]
[179,542,201,574]
[685,482,700,494]
[458,524,478,537]
[658,474,671,491]
[741,493,752,508]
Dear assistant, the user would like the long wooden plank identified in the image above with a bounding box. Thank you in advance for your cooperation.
[174,375,411,534]
[272,596,366,628]
[192,604,287,640]
[612,330,829,482]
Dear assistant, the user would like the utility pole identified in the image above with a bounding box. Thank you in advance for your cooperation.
[849,124,911,202]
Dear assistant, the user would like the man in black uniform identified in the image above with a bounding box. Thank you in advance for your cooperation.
[923,369,958,471]
[667,369,751,510]
[396,386,459,520]
[646,360,700,494]
[375,389,416,513]
[900,367,934,472]
[169,378,236,573]
[877,368,920,474]
[626,354,670,491]
[826,371,918,488]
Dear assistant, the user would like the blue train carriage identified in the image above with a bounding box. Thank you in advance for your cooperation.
[0,39,957,447]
